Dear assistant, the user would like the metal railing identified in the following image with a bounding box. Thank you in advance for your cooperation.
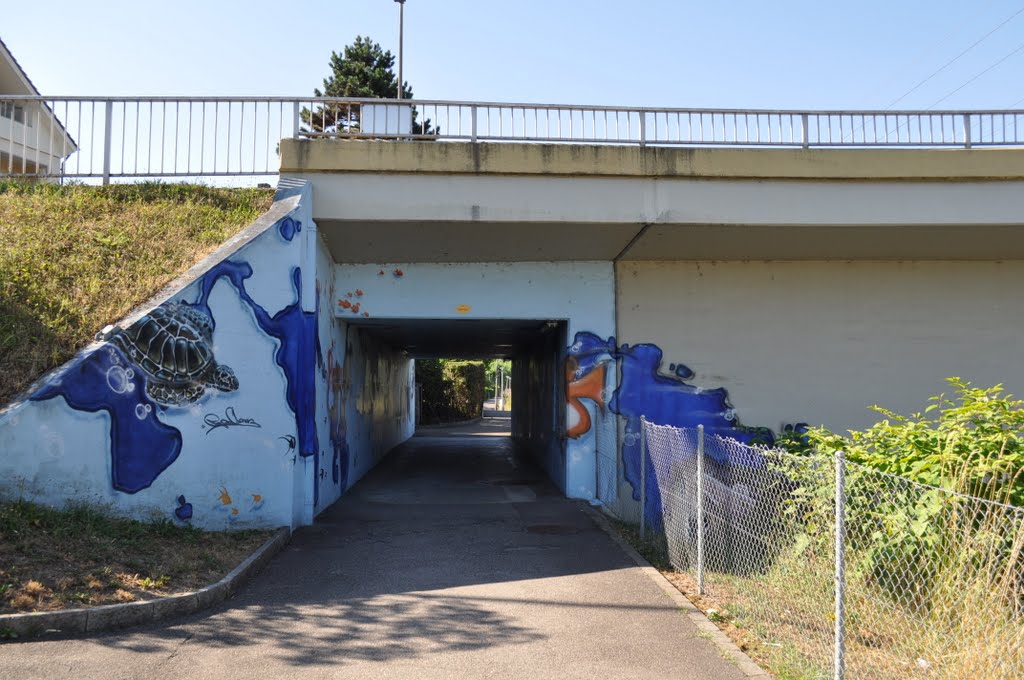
[636,419,1024,680]
[1,96,1023,183]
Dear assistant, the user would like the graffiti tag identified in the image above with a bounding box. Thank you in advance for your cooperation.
[203,407,262,434]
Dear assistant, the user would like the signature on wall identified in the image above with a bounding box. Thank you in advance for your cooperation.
[203,407,262,434]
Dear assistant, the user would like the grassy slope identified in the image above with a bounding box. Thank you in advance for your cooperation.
[0,181,274,405]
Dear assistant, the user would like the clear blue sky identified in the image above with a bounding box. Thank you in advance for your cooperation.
[6,0,1024,109]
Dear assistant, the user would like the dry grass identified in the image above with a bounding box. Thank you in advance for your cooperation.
[0,499,272,614]
[612,495,1024,679]
[0,180,274,405]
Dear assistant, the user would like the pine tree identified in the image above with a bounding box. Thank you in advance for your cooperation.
[302,36,434,136]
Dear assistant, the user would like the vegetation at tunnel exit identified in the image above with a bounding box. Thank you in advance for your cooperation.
[416,359,486,425]
[0,499,271,619]
[0,180,274,406]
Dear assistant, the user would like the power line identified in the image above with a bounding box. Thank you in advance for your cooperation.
[928,39,1024,108]
[859,0,996,106]
[884,4,1024,110]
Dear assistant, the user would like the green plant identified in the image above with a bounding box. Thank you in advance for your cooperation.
[138,575,170,590]
[800,378,1024,505]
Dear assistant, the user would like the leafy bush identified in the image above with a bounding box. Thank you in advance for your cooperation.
[774,378,1024,629]
[799,378,1024,505]
[416,359,485,424]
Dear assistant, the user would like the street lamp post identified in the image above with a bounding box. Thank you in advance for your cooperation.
[394,0,406,100]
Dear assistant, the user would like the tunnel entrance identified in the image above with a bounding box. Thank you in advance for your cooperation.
[349,318,569,493]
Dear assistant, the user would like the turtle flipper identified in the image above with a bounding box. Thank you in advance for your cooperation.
[146,380,205,407]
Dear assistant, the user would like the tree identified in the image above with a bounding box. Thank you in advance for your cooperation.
[302,36,435,136]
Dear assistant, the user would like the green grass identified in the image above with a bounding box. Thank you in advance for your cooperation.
[0,499,272,614]
[0,181,274,404]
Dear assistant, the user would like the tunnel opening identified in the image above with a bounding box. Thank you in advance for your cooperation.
[348,317,569,494]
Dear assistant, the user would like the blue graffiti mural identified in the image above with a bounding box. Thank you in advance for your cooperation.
[190,259,320,504]
[278,216,301,242]
[568,332,773,527]
[31,215,322,506]
[31,346,182,493]
[174,494,193,521]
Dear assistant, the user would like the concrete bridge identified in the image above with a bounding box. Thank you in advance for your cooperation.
[2,134,1024,530]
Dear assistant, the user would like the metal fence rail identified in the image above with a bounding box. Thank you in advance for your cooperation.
[1,95,1023,182]
[638,419,1024,680]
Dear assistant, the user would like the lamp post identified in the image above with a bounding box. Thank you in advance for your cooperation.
[394,0,406,100]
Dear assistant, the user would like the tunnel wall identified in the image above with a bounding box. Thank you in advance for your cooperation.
[0,181,320,530]
[333,261,615,499]
[511,324,567,491]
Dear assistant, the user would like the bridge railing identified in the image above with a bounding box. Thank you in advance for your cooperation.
[1,95,1023,183]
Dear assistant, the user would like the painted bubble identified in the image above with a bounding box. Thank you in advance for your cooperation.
[125,368,135,380]
[135,404,148,420]
[106,366,130,394]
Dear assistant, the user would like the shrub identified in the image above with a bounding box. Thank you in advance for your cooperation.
[416,359,485,424]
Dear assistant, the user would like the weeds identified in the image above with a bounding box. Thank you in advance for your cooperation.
[0,499,271,614]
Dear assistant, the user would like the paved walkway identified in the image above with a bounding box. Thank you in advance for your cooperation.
[0,418,747,679]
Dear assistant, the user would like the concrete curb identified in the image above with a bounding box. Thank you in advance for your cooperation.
[580,505,771,679]
[0,526,290,640]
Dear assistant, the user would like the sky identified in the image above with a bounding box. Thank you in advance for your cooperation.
[5,0,1024,110]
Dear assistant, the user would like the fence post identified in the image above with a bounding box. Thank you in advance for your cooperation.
[801,113,810,148]
[696,424,706,595]
[963,113,972,149]
[102,100,113,185]
[292,101,301,138]
[471,105,478,143]
[639,110,647,147]
[639,417,647,540]
[834,450,847,680]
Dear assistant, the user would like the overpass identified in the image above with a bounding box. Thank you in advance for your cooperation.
[2,98,1024,529]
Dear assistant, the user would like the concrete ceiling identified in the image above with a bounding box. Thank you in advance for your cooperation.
[320,220,641,263]
[321,219,1024,262]
[621,223,1024,260]
[351,317,563,358]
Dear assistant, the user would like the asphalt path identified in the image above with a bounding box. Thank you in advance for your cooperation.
[0,417,747,679]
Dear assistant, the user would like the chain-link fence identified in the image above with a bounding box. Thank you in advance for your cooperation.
[637,419,1024,679]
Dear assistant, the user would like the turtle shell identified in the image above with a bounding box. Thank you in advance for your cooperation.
[112,302,215,386]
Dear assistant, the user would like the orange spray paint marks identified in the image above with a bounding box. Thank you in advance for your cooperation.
[566,357,607,439]
[355,289,364,297]
[362,312,370,318]
[350,303,361,314]
[339,299,351,309]
[393,268,404,278]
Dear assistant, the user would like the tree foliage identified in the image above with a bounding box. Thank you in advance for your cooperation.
[302,35,435,136]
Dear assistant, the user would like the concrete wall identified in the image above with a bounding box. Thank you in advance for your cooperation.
[615,260,1024,433]
[511,323,567,491]
[333,261,615,499]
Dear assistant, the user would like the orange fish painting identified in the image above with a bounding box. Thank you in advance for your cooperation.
[566,357,607,439]
[218,486,232,506]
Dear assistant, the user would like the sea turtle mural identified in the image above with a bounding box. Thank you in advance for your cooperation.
[111,302,238,407]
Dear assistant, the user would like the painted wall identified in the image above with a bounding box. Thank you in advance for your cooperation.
[333,261,615,499]
[0,184,323,529]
